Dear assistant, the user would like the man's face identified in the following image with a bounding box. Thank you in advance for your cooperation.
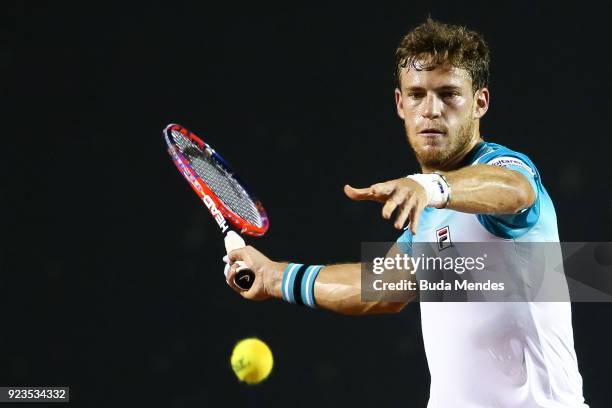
[395,61,489,170]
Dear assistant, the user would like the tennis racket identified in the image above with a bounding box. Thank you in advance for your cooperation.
[163,123,269,290]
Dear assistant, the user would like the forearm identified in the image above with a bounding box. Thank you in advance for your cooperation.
[268,262,407,315]
[441,164,535,214]
[315,263,408,315]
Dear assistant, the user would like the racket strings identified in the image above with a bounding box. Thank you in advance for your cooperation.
[172,131,263,227]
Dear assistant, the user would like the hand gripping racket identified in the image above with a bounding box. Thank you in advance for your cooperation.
[163,123,269,290]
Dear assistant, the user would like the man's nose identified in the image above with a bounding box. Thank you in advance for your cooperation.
[421,92,442,119]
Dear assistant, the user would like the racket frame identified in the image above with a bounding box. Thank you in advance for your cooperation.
[163,123,269,236]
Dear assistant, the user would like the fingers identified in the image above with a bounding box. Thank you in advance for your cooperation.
[344,183,393,202]
[344,184,373,201]
[346,178,427,233]
[394,196,425,233]
[225,262,243,293]
[382,185,427,232]
[394,197,413,229]
[382,194,402,220]
[227,262,257,297]
[228,247,248,264]
[226,249,251,294]
[223,245,274,301]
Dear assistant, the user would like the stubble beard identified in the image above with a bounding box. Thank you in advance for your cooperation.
[407,119,475,170]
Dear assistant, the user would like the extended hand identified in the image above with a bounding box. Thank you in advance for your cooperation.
[344,177,428,234]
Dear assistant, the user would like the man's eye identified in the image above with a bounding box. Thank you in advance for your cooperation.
[407,92,425,99]
[441,92,459,99]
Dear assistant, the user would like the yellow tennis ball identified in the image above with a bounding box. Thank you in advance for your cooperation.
[230,338,273,384]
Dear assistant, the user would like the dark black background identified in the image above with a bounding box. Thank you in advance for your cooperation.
[2,2,610,407]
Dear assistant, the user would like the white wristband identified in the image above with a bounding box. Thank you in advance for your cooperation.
[406,173,451,208]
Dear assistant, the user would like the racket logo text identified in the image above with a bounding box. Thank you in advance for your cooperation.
[170,146,229,233]
[203,194,229,233]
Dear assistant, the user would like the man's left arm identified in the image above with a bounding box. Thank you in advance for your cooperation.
[344,164,536,233]
[442,164,536,214]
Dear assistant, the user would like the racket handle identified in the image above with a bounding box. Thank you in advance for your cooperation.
[224,231,255,291]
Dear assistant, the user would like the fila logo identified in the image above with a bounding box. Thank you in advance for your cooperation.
[436,226,452,251]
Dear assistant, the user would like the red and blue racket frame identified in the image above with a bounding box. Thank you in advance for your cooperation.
[163,123,269,237]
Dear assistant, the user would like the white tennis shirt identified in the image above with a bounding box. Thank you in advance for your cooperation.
[397,142,587,407]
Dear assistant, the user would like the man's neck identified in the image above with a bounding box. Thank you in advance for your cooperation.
[421,136,483,173]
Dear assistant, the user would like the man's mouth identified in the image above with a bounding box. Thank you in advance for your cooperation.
[418,128,446,138]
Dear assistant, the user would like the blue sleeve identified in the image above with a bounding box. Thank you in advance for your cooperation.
[475,149,541,239]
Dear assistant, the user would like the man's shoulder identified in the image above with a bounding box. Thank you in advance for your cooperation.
[472,141,528,162]
[469,141,540,178]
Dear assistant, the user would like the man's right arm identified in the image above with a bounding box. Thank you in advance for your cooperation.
[226,246,413,316]
[312,263,408,315]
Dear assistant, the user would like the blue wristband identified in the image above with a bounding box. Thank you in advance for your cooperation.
[281,263,323,307]
[301,265,324,308]
[281,263,303,303]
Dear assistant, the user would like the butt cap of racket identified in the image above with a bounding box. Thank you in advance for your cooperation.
[224,231,255,291]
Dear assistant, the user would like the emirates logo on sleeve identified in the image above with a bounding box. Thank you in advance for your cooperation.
[436,226,453,251]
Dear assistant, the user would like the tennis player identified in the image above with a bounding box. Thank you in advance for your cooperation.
[225,18,587,407]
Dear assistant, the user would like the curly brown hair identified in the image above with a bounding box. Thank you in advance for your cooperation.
[395,18,490,93]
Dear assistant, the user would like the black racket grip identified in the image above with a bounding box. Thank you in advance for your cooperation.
[234,269,255,290]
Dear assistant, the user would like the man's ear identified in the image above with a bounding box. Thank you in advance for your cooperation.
[473,87,489,119]
[395,88,406,120]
